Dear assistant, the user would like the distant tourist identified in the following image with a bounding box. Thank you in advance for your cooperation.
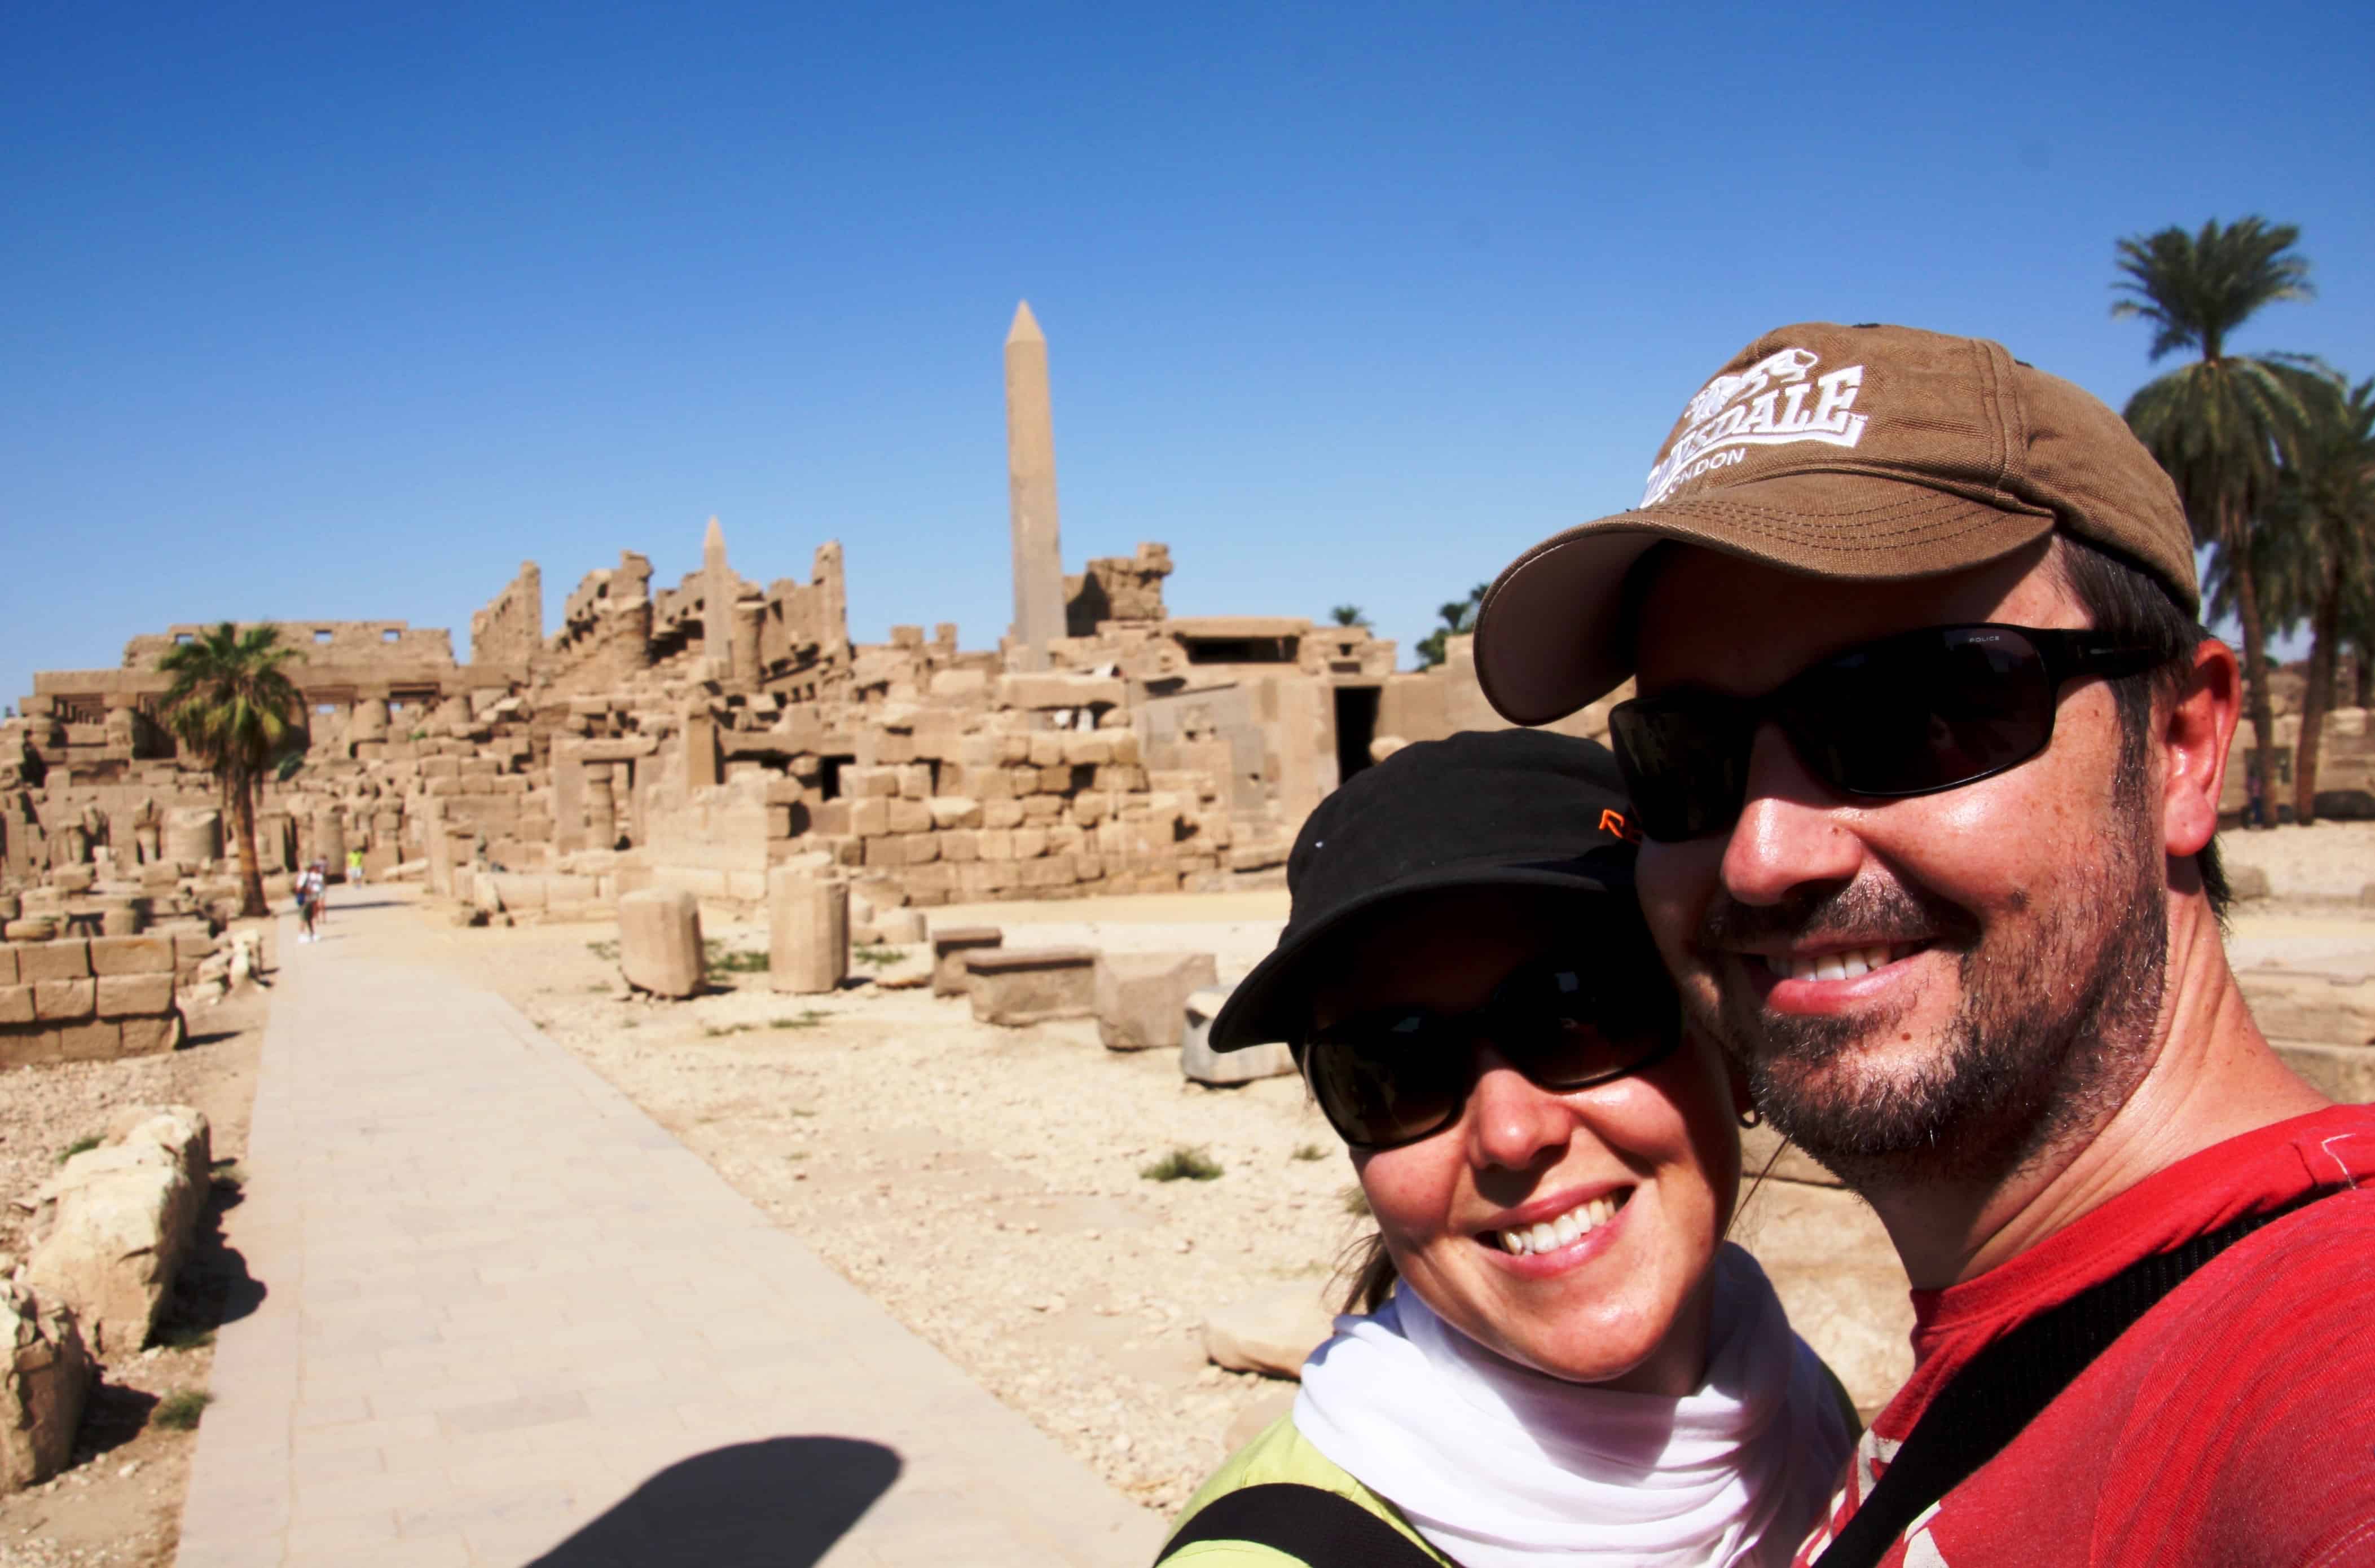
[1158,731,1854,1567]
[1472,322,2375,1562]
[346,846,366,887]
[295,861,322,944]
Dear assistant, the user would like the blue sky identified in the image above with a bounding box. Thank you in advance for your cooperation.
[6,1,2370,699]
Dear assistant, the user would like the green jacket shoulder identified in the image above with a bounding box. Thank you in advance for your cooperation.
[1155,1415,1452,1567]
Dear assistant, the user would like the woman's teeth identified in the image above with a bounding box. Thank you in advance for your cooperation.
[1769,944,1907,983]
[1497,1194,1624,1257]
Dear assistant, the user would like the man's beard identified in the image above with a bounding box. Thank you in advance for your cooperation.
[1688,814,2169,1192]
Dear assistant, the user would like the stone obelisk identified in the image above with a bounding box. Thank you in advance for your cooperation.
[702,516,734,679]
[1004,301,1065,671]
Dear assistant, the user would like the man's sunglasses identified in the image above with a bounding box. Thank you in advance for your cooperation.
[1608,623,2172,844]
[1299,952,1679,1152]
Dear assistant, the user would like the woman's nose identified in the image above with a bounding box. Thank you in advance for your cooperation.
[1463,1050,1574,1171]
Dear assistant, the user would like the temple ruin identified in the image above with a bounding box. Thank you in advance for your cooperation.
[1,306,1629,983]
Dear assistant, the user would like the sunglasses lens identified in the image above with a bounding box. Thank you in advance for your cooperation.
[1611,699,1748,843]
[1304,1014,1467,1149]
[1790,628,2056,796]
[1492,957,1674,1087]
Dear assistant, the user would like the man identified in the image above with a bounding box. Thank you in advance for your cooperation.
[1470,323,2375,1565]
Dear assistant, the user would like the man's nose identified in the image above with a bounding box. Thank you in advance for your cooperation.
[1464,1050,1573,1172]
[1718,723,1862,906]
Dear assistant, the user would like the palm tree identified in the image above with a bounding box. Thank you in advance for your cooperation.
[157,623,303,917]
[2260,372,2375,823]
[1329,605,1371,628]
[2114,217,2316,825]
[1414,584,1488,669]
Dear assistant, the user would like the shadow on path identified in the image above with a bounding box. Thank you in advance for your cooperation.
[527,1436,901,1567]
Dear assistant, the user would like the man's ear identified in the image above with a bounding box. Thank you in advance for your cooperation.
[2162,638,2240,858]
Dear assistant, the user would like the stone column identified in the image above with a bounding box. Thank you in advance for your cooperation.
[313,808,348,878]
[614,596,654,678]
[768,867,848,994]
[351,697,390,744]
[1004,301,1065,671]
[585,765,618,851]
[731,594,765,691]
[164,809,221,866]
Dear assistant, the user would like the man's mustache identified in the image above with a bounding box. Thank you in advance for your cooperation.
[1694,872,1981,954]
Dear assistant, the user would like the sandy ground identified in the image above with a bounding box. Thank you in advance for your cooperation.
[2216,820,2375,901]
[0,945,270,1568]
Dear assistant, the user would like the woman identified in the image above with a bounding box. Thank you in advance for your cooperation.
[1160,730,1852,1567]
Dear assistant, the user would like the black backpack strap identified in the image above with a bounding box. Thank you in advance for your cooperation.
[1156,1482,1447,1567]
[1814,1188,2341,1568]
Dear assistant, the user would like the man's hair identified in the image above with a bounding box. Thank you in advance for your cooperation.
[2049,536,2231,922]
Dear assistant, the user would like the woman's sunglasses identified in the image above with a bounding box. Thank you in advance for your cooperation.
[1608,623,2174,844]
[1300,952,1679,1151]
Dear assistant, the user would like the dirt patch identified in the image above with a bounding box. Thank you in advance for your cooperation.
[0,979,269,1568]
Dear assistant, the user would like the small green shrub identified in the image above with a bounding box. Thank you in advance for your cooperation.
[1291,1143,1327,1162]
[706,946,768,975]
[701,1023,756,1038]
[1141,1145,1224,1182]
[851,944,901,968]
[56,1134,100,1165]
[586,940,619,962]
[1340,1184,1371,1217]
[770,1011,828,1030]
[153,1390,214,1430]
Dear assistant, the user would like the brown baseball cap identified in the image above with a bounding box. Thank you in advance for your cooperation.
[1473,322,2197,725]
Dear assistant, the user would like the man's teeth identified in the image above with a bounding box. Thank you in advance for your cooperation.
[1497,1195,1622,1257]
[1770,944,1903,983]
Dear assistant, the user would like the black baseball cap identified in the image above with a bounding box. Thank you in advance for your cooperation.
[1207,729,1643,1051]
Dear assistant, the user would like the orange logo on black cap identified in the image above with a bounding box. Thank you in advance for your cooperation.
[1598,809,1640,844]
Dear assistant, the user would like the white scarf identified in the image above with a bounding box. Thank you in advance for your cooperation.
[1293,1243,1850,1568]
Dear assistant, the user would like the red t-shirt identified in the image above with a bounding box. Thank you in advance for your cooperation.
[1794,1105,2375,1567]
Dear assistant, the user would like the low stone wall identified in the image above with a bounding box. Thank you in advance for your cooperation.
[0,934,199,1068]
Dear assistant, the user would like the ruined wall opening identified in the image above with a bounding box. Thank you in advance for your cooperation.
[1333,686,1379,786]
[819,755,854,800]
[1184,636,1298,665]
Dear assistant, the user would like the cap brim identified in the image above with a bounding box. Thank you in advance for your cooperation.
[1474,473,2055,726]
[1204,861,1627,1052]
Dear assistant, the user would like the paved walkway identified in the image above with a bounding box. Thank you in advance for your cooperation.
[177,902,1165,1566]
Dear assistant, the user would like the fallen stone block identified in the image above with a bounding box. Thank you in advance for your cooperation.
[767,869,847,996]
[617,889,703,999]
[87,936,175,976]
[16,942,89,983]
[32,980,95,1022]
[930,927,1003,997]
[26,1111,209,1356]
[1096,952,1220,1052]
[114,1013,183,1056]
[966,947,1096,1027]
[877,907,927,945]
[1202,1281,1340,1380]
[0,986,31,1026]
[2227,864,2272,902]
[95,974,175,1019]
[1,1281,92,1495]
[1181,989,1296,1086]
